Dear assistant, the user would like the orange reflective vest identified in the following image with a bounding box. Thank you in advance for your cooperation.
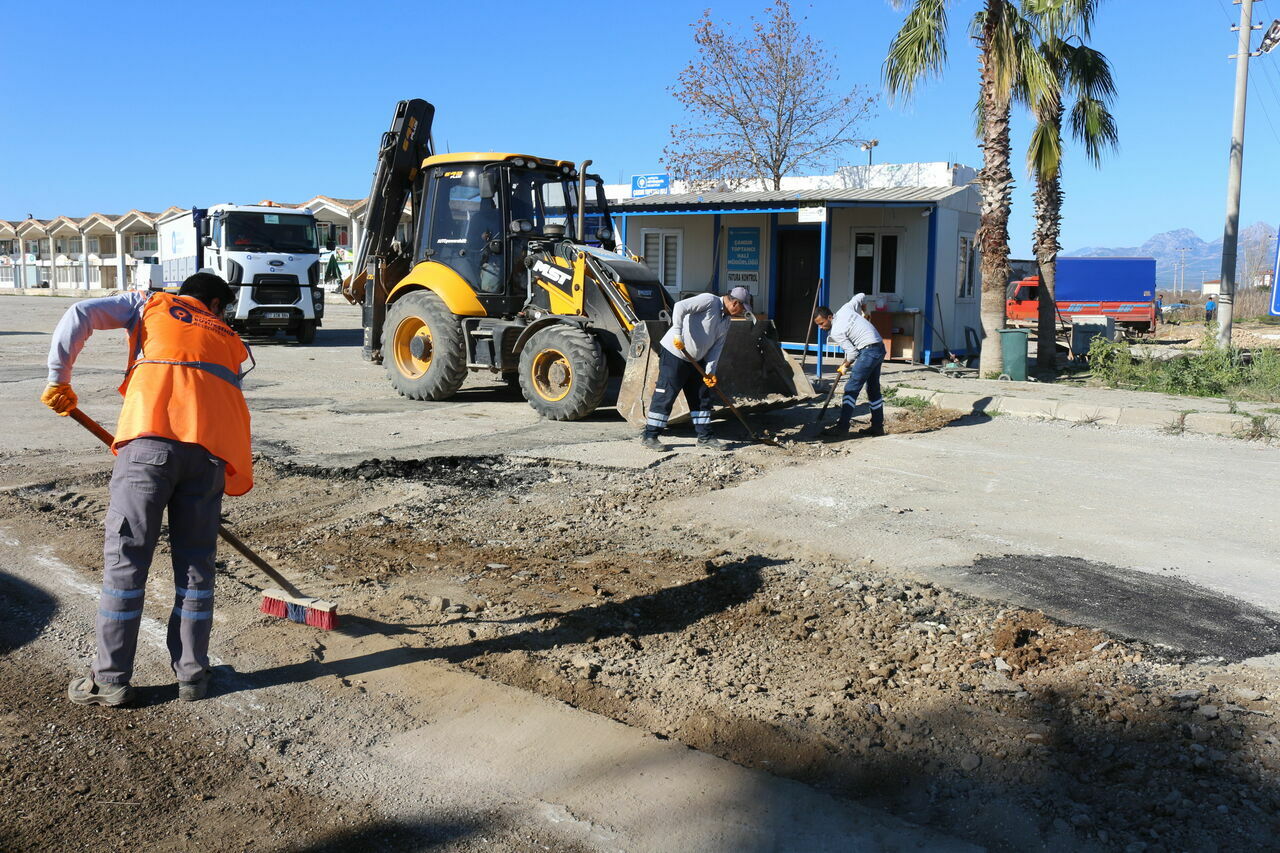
[114,292,254,496]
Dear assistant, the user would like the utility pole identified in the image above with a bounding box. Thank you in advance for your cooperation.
[1175,246,1190,296]
[1217,0,1263,346]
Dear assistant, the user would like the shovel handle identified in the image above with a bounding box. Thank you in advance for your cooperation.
[69,408,115,447]
[65,407,306,600]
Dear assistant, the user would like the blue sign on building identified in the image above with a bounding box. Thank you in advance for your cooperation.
[631,174,670,198]
[727,226,760,286]
[1272,226,1280,316]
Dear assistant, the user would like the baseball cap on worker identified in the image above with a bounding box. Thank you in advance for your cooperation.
[728,286,753,310]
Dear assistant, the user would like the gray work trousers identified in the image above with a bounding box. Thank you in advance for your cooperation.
[94,437,225,685]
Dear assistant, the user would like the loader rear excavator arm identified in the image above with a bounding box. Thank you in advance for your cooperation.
[344,98,435,361]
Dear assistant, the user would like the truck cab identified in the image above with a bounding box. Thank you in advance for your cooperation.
[205,205,325,343]
[157,204,326,343]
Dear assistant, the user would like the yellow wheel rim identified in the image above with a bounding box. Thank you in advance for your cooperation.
[530,348,573,402]
[392,316,433,379]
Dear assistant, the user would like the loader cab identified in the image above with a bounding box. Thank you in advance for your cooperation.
[414,156,615,316]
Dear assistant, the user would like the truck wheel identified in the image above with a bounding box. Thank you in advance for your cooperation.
[385,290,467,400]
[518,324,607,420]
[295,320,317,344]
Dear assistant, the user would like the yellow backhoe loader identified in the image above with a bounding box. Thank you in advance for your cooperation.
[344,98,813,425]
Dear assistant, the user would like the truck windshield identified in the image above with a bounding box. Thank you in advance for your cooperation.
[223,213,318,253]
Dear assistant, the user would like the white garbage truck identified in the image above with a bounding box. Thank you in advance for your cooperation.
[155,204,326,343]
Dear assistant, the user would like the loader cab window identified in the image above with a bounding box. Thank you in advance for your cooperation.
[506,170,571,236]
[506,169,613,246]
[423,167,506,293]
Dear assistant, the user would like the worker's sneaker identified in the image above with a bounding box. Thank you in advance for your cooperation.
[178,670,212,703]
[696,436,728,450]
[854,425,887,438]
[639,434,665,451]
[68,675,133,707]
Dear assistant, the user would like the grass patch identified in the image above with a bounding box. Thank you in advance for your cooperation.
[1088,336,1280,402]
[1235,415,1278,442]
[891,394,933,411]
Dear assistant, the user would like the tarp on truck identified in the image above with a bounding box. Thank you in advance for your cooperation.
[1055,257,1156,302]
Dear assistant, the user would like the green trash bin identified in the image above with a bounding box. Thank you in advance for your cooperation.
[997,328,1030,381]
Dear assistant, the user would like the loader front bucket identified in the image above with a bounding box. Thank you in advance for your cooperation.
[616,318,816,428]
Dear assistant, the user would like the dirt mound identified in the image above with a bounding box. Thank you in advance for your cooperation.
[991,610,1108,672]
[889,405,965,435]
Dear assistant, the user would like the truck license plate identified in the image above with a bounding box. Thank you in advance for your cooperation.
[264,312,290,319]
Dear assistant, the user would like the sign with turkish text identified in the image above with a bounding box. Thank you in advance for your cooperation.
[797,205,826,223]
[631,174,670,198]
[726,227,760,287]
[1272,225,1280,316]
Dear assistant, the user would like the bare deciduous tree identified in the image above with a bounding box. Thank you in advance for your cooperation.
[664,1,877,191]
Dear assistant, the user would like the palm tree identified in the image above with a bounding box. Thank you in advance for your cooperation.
[1026,34,1118,369]
[886,1,1057,375]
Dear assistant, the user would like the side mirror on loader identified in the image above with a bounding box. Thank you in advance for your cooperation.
[479,171,497,200]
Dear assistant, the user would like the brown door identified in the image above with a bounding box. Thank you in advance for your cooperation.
[775,229,820,342]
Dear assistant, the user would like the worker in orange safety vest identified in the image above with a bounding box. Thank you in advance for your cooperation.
[43,272,253,706]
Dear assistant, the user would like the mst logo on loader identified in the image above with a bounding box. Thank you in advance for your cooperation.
[532,260,573,288]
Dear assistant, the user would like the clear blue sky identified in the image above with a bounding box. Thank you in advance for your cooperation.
[2,0,1277,257]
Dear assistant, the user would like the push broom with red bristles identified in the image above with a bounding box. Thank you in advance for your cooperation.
[68,408,339,630]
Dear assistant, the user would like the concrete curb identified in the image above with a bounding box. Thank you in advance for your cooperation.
[887,387,1278,442]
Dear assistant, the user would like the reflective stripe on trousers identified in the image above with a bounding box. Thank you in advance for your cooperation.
[643,348,716,438]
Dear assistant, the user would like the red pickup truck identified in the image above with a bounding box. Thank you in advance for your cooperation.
[1006,257,1159,334]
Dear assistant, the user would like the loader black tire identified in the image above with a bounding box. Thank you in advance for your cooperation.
[384,290,467,401]
[519,324,608,421]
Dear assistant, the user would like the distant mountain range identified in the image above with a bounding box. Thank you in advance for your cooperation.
[1062,222,1277,291]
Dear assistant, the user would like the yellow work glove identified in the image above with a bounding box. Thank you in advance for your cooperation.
[703,374,717,388]
[42,383,77,415]
[836,363,849,377]
[673,337,685,351]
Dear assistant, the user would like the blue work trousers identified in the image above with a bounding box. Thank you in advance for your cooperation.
[837,343,886,429]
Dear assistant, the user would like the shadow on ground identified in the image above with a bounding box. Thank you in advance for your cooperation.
[0,571,57,653]
[220,558,771,695]
[287,817,484,852]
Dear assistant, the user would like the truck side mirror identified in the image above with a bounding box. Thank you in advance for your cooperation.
[202,236,213,247]
[479,172,497,200]
[326,240,336,251]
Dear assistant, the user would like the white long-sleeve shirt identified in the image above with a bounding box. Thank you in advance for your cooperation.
[659,292,732,375]
[47,291,150,384]
[829,295,882,361]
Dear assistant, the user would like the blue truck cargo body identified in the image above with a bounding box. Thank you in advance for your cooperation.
[1055,257,1157,302]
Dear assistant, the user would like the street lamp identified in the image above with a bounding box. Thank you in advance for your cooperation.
[860,139,879,166]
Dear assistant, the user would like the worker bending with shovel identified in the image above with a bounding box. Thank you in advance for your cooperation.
[42,272,253,706]
[640,286,750,451]
[813,293,886,438]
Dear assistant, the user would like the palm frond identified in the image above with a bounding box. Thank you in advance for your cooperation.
[884,0,950,99]
[1025,0,1100,39]
[1065,43,1116,103]
[1070,96,1119,164]
[1014,17,1060,107]
[1026,116,1063,178]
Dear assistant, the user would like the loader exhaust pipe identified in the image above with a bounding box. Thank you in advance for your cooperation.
[577,159,592,243]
